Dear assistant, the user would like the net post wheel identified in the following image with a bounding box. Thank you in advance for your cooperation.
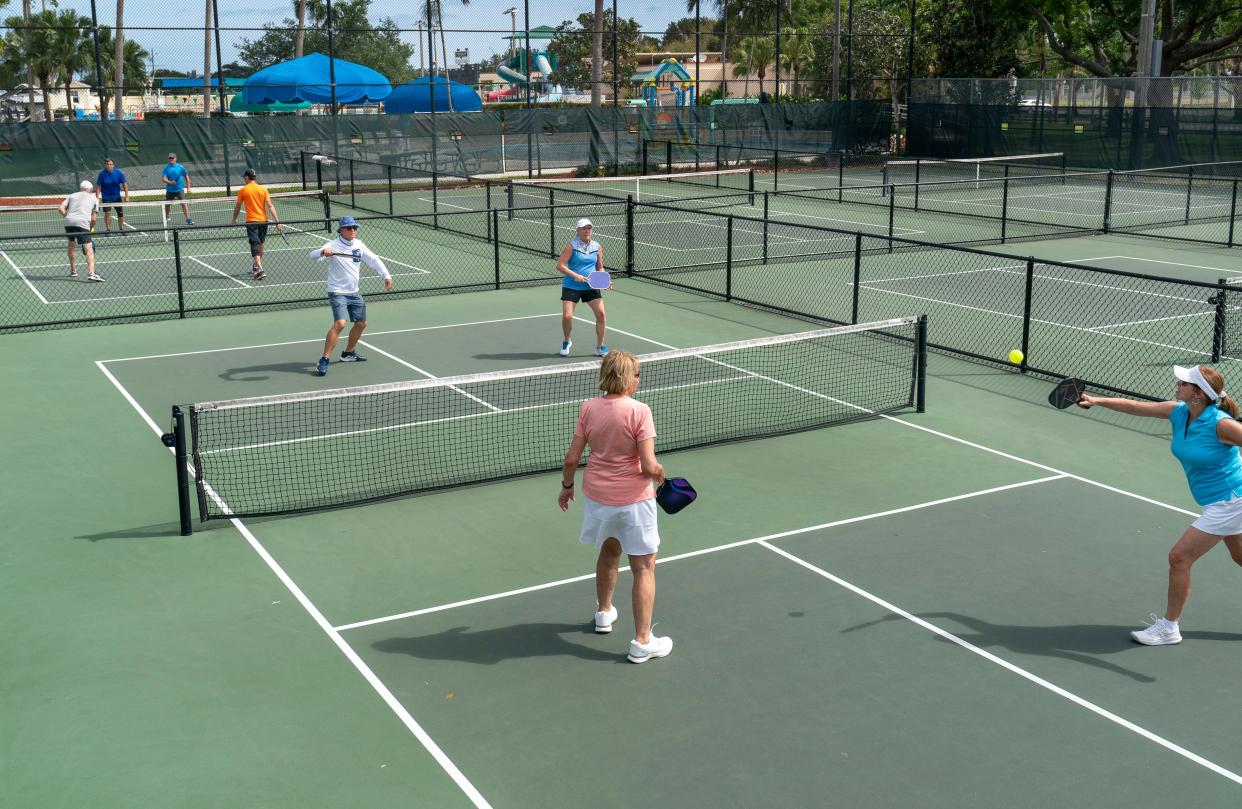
[1008,349,1024,364]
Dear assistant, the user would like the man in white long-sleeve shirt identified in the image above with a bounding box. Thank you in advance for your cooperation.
[310,216,393,376]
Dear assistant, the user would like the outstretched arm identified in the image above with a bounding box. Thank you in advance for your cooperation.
[1077,394,1176,419]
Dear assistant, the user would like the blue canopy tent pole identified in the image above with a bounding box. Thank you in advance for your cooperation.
[327,0,340,192]
[212,0,231,193]
[425,0,438,217]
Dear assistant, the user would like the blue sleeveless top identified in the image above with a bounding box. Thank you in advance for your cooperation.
[1169,401,1242,505]
[563,237,599,290]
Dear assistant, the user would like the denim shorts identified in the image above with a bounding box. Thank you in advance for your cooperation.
[328,292,366,322]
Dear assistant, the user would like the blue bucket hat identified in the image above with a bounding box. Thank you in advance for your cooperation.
[655,477,697,515]
[338,215,359,231]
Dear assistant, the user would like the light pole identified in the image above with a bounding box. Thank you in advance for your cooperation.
[503,8,517,58]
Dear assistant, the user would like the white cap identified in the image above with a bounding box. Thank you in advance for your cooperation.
[79,180,92,191]
[1174,365,1225,401]
[575,218,592,229]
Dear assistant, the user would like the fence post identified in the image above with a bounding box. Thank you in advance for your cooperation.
[349,159,356,210]
[1001,176,1010,243]
[762,192,769,265]
[1212,278,1230,362]
[642,140,649,174]
[315,159,323,193]
[665,140,672,173]
[1230,179,1239,248]
[1103,170,1114,233]
[773,148,779,192]
[548,189,556,257]
[626,195,635,276]
[1184,165,1194,225]
[386,165,394,215]
[851,233,862,324]
[1020,258,1034,371]
[725,216,733,302]
[493,208,501,290]
[173,230,186,319]
[915,315,927,413]
[837,151,845,201]
[887,189,895,252]
[300,151,307,191]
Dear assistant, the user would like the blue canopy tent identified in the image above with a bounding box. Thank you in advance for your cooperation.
[241,53,391,105]
[384,76,482,113]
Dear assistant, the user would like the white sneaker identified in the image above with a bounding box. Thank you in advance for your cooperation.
[594,604,618,634]
[627,633,673,663]
[87,273,105,283]
[1131,614,1182,646]
[558,340,572,356]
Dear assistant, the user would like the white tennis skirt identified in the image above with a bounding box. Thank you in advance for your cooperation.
[579,495,660,556]
[1192,495,1242,536]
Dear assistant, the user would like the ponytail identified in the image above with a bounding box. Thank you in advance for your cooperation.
[1219,395,1240,419]
[1198,366,1239,418]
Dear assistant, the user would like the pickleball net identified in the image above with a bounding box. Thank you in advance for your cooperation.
[172,316,926,525]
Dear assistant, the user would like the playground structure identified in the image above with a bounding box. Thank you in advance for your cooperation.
[631,58,696,107]
[487,26,564,103]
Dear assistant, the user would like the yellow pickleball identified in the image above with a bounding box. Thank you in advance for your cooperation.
[1009,349,1025,364]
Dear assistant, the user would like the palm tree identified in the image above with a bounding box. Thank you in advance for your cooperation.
[689,0,728,98]
[113,0,124,119]
[89,28,149,117]
[50,10,92,117]
[22,0,34,120]
[731,36,773,98]
[295,0,306,58]
[779,28,813,97]
[4,10,62,121]
[590,0,602,107]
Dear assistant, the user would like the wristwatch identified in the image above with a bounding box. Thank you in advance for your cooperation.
[561,481,574,489]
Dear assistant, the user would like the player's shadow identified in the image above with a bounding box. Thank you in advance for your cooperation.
[218,362,320,382]
[372,622,621,665]
[842,611,1168,682]
[473,352,562,361]
[75,520,186,541]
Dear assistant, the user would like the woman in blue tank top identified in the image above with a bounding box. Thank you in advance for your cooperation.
[1078,364,1242,646]
[555,218,608,358]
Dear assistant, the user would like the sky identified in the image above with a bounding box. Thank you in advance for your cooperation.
[46,0,690,75]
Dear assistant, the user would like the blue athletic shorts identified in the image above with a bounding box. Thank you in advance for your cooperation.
[328,292,366,322]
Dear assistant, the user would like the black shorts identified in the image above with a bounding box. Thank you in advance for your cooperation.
[64,225,91,245]
[100,200,124,216]
[561,287,601,304]
[245,223,268,253]
[165,190,185,201]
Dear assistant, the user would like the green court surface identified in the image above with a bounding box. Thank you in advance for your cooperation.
[7,244,1242,807]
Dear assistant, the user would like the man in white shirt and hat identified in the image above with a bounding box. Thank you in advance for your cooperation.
[59,180,102,282]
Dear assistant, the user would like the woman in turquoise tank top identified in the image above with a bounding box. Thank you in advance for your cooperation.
[1078,364,1242,646]
[555,218,608,358]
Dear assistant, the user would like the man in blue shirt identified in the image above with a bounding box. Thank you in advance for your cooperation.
[95,157,129,233]
[161,152,193,226]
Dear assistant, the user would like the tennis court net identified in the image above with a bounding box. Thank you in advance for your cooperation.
[173,317,926,524]
[882,153,1067,189]
[0,190,329,247]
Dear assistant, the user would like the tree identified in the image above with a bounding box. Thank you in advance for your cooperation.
[731,36,774,97]
[236,0,416,84]
[1018,0,1242,104]
[591,0,603,107]
[82,27,150,117]
[549,10,644,96]
[113,0,124,119]
[3,10,61,121]
[295,0,306,58]
[48,9,92,117]
[661,16,721,51]
[779,28,814,96]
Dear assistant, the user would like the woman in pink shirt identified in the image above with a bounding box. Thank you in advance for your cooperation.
[559,351,671,663]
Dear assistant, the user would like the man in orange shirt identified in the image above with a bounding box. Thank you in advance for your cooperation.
[230,168,281,280]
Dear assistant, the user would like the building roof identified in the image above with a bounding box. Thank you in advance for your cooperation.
[503,25,558,41]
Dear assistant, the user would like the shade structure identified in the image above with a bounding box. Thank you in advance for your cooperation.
[229,94,312,113]
[242,53,391,105]
[384,76,482,113]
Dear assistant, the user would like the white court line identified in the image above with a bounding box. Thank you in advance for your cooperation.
[1086,310,1216,332]
[1072,255,1238,274]
[760,540,1242,787]
[334,475,1068,631]
[93,360,493,809]
[2,248,49,304]
[188,255,252,288]
[355,339,502,413]
[101,313,562,363]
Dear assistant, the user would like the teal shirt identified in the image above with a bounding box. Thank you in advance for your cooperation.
[562,237,599,291]
[162,163,188,192]
[1169,401,1242,505]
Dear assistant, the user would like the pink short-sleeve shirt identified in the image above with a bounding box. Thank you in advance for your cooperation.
[574,395,657,505]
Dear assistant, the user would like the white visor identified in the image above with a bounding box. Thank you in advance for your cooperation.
[1174,364,1225,401]
[575,218,592,229]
